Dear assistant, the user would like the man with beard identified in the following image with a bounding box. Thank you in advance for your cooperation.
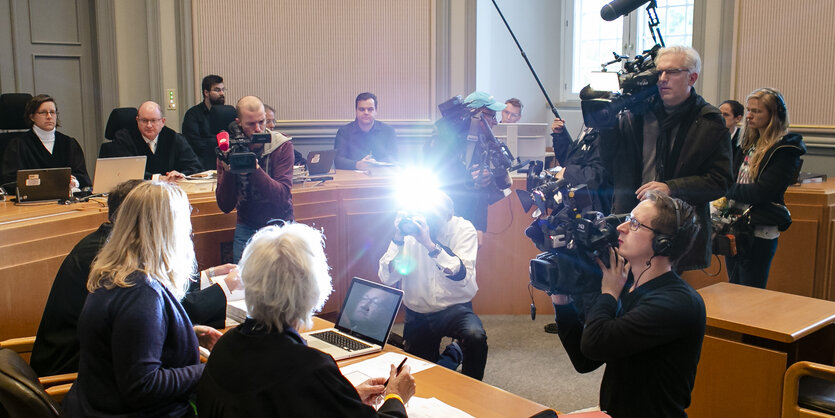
[183,74,227,170]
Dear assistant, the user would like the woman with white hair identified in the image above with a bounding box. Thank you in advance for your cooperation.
[197,223,415,417]
[63,181,213,417]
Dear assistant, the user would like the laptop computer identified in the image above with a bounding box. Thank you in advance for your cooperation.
[92,156,147,194]
[305,149,336,177]
[15,168,71,203]
[303,277,403,361]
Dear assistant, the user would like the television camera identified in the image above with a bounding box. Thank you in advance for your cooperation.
[580,0,667,129]
[434,95,519,197]
[215,126,272,174]
[518,161,625,295]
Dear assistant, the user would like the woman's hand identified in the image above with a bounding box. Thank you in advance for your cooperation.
[355,377,386,406]
[384,364,416,404]
[596,247,630,301]
[193,325,222,351]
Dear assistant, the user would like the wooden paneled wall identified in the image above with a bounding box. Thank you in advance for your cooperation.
[734,0,835,129]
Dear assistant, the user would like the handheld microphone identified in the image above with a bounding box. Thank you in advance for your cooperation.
[216,131,230,152]
[600,0,651,21]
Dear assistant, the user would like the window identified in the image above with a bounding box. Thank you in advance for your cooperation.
[563,0,694,99]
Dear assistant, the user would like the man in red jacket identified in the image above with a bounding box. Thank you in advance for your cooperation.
[216,96,295,262]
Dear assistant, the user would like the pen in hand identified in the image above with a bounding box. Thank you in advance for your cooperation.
[383,357,408,387]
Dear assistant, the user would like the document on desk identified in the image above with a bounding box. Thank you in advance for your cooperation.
[339,352,434,386]
[405,396,475,418]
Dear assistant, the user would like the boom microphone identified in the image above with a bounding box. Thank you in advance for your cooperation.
[216,131,230,152]
[600,0,651,21]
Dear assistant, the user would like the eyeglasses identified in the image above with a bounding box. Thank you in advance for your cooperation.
[625,214,661,234]
[138,118,163,125]
[211,87,226,93]
[35,111,58,116]
[657,68,690,77]
[502,109,520,118]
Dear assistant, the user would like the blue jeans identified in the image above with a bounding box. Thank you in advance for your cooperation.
[726,236,779,289]
[403,302,488,380]
[233,223,260,263]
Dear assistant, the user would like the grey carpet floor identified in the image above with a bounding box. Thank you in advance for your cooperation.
[392,314,603,413]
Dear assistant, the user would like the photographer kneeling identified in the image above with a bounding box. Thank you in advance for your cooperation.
[551,191,705,418]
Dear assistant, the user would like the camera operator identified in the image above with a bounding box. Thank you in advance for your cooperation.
[426,91,509,247]
[599,46,733,270]
[551,191,705,417]
[551,119,612,215]
[378,192,488,381]
[216,96,295,262]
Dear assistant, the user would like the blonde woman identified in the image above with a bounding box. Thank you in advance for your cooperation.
[725,88,806,288]
[64,181,214,417]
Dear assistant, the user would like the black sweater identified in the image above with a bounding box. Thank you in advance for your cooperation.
[555,272,706,418]
[728,133,805,207]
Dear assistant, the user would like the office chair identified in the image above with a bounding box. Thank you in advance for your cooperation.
[0,348,64,418]
[783,361,835,417]
[209,104,237,135]
[100,107,138,158]
[0,93,33,184]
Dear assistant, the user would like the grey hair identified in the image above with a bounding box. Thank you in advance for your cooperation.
[657,45,702,75]
[239,223,332,332]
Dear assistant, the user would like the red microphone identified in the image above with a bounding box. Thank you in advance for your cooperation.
[216,131,230,152]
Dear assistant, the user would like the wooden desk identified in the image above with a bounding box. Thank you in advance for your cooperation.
[688,282,835,418]
[0,172,555,340]
[309,318,552,418]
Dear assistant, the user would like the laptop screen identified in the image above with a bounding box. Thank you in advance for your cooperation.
[335,278,403,346]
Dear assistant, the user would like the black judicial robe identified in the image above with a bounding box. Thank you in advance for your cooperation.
[1,129,91,188]
[107,126,202,178]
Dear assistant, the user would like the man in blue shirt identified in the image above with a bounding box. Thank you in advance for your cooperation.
[334,92,398,170]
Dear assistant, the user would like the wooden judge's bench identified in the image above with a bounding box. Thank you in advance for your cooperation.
[1,173,835,344]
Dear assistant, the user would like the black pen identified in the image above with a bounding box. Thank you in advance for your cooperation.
[383,357,408,387]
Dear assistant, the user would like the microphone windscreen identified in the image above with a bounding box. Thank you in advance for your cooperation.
[601,0,651,21]
[216,131,230,152]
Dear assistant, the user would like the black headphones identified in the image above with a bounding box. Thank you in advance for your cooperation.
[761,88,787,122]
[651,198,696,258]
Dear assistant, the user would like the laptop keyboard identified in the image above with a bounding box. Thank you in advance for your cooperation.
[310,330,372,351]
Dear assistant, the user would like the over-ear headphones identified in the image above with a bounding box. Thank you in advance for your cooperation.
[761,88,787,122]
[651,199,681,257]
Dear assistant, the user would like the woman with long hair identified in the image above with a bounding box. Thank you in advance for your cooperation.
[63,181,209,417]
[725,88,806,288]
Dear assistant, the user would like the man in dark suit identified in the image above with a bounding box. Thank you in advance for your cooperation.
[29,179,239,377]
[720,99,744,169]
[108,101,202,180]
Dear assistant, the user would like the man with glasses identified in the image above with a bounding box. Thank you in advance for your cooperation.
[551,191,706,417]
[500,98,523,123]
[110,101,202,180]
[216,96,295,263]
[599,45,733,271]
[182,74,228,170]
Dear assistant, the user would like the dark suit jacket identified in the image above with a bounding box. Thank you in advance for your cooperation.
[600,92,733,270]
[30,222,227,376]
[106,126,202,178]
